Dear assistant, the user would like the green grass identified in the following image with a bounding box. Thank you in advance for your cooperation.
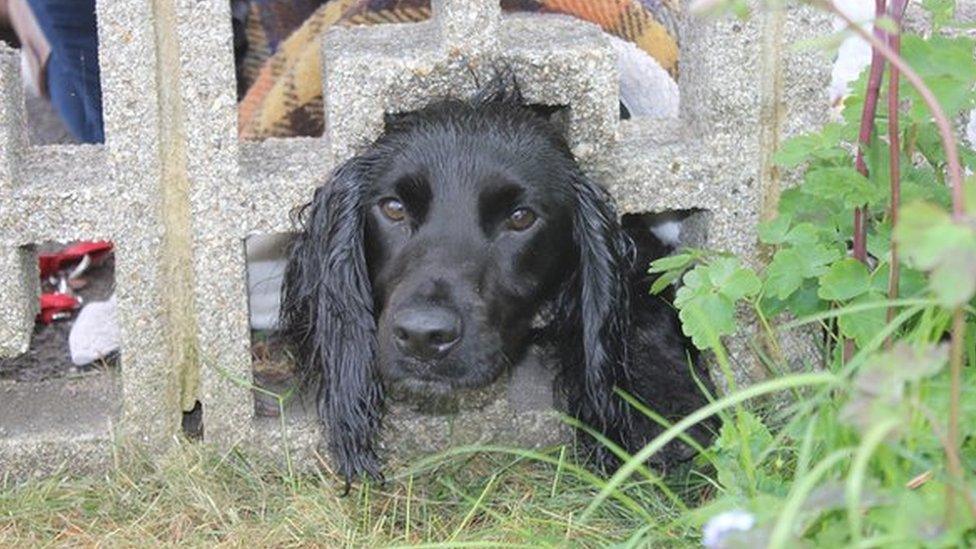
[2,299,974,547]
[0,441,707,547]
[2,304,975,547]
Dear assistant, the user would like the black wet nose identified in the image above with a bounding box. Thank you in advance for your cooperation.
[393,307,462,360]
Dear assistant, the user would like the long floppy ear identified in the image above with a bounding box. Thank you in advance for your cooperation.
[280,159,383,484]
[554,171,636,469]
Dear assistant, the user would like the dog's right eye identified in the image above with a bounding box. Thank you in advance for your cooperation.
[379,198,407,222]
[506,208,537,231]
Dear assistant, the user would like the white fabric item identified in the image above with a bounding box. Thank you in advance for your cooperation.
[966,114,976,152]
[650,220,683,247]
[610,35,680,119]
[21,53,43,99]
[829,0,874,105]
[246,233,291,330]
[69,294,120,365]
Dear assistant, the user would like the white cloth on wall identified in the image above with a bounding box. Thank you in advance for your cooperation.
[69,294,120,365]
[611,35,680,119]
[829,0,874,104]
[245,233,292,330]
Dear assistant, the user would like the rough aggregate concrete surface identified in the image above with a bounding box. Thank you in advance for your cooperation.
[0,0,832,477]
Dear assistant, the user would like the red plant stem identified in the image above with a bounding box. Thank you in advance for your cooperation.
[821,4,964,215]
[886,0,907,327]
[852,0,888,265]
[845,0,887,363]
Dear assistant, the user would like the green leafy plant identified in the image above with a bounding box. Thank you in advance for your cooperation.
[649,0,976,546]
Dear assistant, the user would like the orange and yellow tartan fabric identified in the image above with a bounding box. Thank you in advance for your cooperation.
[237,0,680,140]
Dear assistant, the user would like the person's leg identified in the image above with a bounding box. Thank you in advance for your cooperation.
[26,0,103,143]
[6,0,50,97]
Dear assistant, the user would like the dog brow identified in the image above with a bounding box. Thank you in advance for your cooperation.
[478,181,525,220]
[393,173,432,217]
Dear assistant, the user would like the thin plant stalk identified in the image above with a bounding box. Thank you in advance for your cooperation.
[818,0,969,525]
[844,0,887,363]
[886,0,907,329]
[919,402,976,520]
[948,308,966,520]
[852,0,888,266]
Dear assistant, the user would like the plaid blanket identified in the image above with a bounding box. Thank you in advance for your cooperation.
[237,0,681,140]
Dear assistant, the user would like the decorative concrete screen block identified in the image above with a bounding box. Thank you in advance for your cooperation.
[0,0,182,476]
[195,0,829,466]
[322,2,618,167]
[0,0,831,476]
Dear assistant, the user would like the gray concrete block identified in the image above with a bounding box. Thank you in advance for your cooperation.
[958,0,976,23]
[600,127,762,256]
[0,47,31,357]
[2,0,186,465]
[0,247,36,357]
[436,0,500,51]
[779,6,834,141]
[96,0,183,449]
[248,353,567,472]
[322,23,471,164]
[321,10,618,168]
[0,45,25,191]
[679,4,763,137]
[499,15,618,166]
[173,0,254,447]
[1,147,114,243]
[0,0,833,476]
[238,139,331,233]
[0,373,119,479]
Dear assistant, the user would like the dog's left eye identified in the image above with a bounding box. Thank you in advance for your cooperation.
[506,208,537,231]
[379,198,407,222]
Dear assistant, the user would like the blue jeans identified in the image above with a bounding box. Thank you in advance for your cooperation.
[28,0,103,143]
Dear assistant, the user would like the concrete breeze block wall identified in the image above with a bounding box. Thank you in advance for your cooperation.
[0,0,831,477]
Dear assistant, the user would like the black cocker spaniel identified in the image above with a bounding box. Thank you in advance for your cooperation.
[280,79,716,483]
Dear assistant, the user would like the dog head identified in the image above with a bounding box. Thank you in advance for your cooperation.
[281,81,633,481]
[365,99,585,394]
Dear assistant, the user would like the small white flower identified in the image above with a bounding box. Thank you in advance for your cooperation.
[702,509,756,549]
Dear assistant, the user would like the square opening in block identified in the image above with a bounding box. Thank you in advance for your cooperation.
[244,233,303,419]
[0,241,121,462]
[243,226,564,459]
[1,1,105,145]
[621,208,709,267]
[1,241,118,382]
[243,209,707,465]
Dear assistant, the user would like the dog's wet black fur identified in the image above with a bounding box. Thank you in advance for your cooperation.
[280,79,716,483]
